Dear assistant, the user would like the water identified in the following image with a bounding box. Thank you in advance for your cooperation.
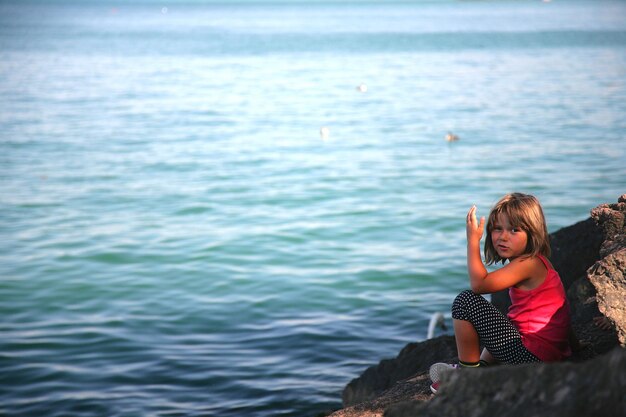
[1,0,625,415]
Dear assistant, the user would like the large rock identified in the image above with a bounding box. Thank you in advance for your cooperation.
[588,248,626,346]
[550,217,604,289]
[591,195,626,258]
[330,373,433,417]
[587,195,626,345]
[386,347,626,417]
[341,336,456,407]
[566,275,618,360]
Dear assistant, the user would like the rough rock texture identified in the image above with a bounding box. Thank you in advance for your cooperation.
[587,195,626,345]
[565,273,618,360]
[341,336,457,407]
[330,373,433,417]
[550,217,605,289]
[386,347,626,417]
[591,195,626,258]
[588,248,626,345]
[326,196,626,417]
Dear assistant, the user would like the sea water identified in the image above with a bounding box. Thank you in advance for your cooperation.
[1,0,625,416]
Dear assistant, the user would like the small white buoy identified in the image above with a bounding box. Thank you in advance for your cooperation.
[427,312,447,339]
[357,84,368,93]
[445,132,459,142]
[161,7,168,14]
[320,126,330,140]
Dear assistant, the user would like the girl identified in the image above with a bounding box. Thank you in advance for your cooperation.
[430,193,572,393]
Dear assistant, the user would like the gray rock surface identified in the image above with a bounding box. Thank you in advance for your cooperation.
[330,373,432,417]
[588,195,626,346]
[591,195,626,258]
[588,248,626,345]
[341,336,457,407]
[386,347,626,417]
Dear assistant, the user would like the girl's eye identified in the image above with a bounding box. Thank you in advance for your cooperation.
[511,228,521,233]
[493,226,502,231]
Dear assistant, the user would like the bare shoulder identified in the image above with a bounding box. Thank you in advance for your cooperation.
[511,256,548,290]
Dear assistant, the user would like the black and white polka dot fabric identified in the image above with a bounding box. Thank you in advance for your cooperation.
[452,290,540,364]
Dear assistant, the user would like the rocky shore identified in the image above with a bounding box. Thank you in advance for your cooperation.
[324,195,626,417]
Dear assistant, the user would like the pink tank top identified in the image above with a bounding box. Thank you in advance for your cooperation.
[507,255,571,362]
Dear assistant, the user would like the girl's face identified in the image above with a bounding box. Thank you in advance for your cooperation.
[491,213,528,260]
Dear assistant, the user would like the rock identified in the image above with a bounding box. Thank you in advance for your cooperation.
[342,336,457,407]
[587,195,626,346]
[591,194,626,258]
[566,275,597,323]
[588,248,626,346]
[385,347,626,417]
[332,373,433,417]
[550,217,604,289]
[565,275,618,360]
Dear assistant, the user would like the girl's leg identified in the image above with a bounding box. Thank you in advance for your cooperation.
[451,290,540,365]
[453,318,480,363]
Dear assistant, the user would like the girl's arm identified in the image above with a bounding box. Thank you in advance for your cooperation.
[466,205,488,288]
[466,206,537,294]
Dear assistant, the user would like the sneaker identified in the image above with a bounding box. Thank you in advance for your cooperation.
[429,381,440,394]
[429,363,458,394]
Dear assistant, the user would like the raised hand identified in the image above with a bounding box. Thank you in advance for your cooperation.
[466,205,485,244]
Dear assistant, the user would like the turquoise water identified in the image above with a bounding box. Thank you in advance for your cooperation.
[1,0,625,416]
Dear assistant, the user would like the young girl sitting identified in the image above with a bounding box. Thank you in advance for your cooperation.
[430,192,572,394]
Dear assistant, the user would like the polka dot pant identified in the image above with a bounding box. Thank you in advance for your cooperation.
[452,290,540,364]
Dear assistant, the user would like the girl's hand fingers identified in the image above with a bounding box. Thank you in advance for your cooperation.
[467,206,475,223]
[466,206,484,241]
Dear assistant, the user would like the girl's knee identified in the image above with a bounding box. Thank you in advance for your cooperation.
[452,290,479,320]
[453,289,476,307]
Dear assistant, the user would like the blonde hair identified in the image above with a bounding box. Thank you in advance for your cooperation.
[484,193,551,265]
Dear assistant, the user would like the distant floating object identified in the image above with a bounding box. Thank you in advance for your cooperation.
[161,7,169,14]
[445,132,459,142]
[357,84,368,93]
[542,0,551,3]
[320,126,330,140]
